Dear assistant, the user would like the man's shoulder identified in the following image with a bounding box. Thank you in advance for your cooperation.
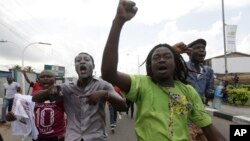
[13,81,20,86]
[203,65,213,72]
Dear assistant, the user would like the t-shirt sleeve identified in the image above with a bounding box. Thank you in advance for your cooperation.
[125,75,141,102]
[16,82,21,87]
[103,81,120,98]
[187,85,212,127]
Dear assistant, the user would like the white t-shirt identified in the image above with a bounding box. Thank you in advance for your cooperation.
[11,93,38,140]
[4,82,20,99]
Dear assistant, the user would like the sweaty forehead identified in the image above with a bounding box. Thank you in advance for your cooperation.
[40,70,54,77]
[152,47,172,55]
[76,53,91,58]
[75,53,94,64]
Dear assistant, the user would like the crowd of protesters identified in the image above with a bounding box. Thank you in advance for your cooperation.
[0,0,230,141]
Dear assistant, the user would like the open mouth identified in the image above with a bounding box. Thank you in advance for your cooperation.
[80,65,87,73]
[42,82,50,88]
[158,65,168,73]
[196,53,205,60]
[198,53,205,58]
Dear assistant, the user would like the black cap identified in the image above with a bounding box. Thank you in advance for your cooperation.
[187,38,206,48]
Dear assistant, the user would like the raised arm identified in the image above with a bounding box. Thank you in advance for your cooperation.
[172,42,191,54]
[101,0,138,93]
[22,70,31,84]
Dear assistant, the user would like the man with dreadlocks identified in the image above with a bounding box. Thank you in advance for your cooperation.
[101,0,226,141]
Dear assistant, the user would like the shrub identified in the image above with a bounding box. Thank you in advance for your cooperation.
[227,88,250,105]
[240,84,250,91]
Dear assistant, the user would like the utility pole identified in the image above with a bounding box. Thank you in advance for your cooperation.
[222,0,228,79]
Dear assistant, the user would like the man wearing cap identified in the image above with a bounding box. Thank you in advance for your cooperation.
[186,38,214,106]
[173,39,215,140]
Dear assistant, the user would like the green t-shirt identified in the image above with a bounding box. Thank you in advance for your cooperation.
[126,75,212,141]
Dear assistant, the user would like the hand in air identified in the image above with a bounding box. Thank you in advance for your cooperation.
[116,0,138,22]
[172,42,191,54]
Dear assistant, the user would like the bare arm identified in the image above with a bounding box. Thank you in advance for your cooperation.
[202,124,226,141]
[22,70,31,84]
[32,89,51,102]
[101,0,138,93]
[172,42,191,54]
[32,86,61,102]
[108,90,127,111]
[85,90,127,111]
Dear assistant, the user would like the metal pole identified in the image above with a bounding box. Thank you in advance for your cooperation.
[222,0,228,79]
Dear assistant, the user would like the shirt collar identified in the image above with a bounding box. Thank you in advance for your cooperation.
[187,61,206,73]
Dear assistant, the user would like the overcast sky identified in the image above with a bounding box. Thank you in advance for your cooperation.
[0,0,250,77]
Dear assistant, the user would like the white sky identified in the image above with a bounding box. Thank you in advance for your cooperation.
[0,0,250,77]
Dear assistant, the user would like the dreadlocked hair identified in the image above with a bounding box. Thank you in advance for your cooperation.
[140,43,189,84]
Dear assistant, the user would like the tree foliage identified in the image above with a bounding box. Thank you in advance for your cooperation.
[11,65,34,72]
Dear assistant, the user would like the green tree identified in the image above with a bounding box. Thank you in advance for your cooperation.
[25,66,34,72]
[11,65,21,70]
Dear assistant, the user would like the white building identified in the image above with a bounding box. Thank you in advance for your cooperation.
[205,52,250,74]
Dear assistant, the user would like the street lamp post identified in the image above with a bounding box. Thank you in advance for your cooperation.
[21,42,51,94]
[222,0,228,79]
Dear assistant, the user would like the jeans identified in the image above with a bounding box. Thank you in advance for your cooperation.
[126,99,134,118]
[109,105,117,126]
[212,97,222,109]
[1,98,14,122]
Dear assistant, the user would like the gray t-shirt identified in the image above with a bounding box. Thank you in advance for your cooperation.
[60,77,115,141]
[4,82,20,99]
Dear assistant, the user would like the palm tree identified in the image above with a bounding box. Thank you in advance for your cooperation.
[25,66,34,73]
[10,65,34,73]
[11,65,21,70]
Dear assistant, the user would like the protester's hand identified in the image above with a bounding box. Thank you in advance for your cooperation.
[21,69,26,73]
[172,42,191,54]
[116,0,138,22]
[80,90,107,105]
[48,85,63,96]
[6,112,16,121]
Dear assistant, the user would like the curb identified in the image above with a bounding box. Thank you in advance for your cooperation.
[205,107,250,124]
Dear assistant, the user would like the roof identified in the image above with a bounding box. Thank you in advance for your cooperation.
[206,52,250,60]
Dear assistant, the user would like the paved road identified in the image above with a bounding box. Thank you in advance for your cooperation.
[2,100,249,141]
[212,116,236,141]
[0,122,27,141]
[107,113,136,141]
[107,113,236,141]
[0,110,237,141]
